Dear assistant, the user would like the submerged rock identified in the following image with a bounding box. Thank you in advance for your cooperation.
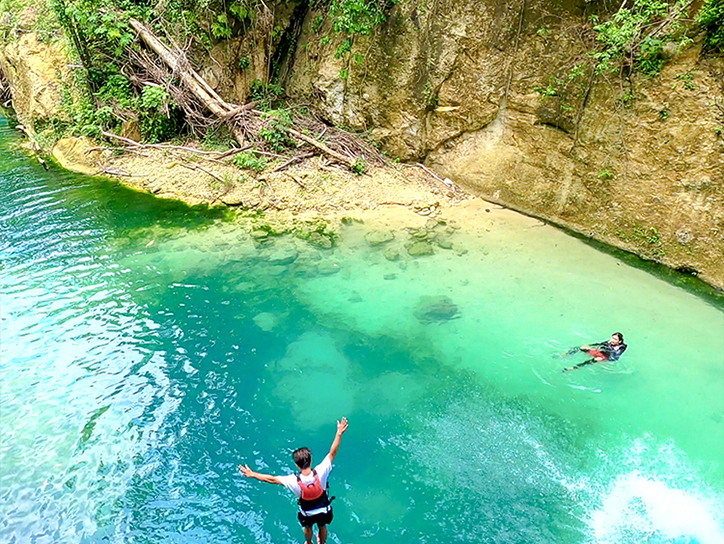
[414,295,461,324]
[365,230,395,246]
[407,241,434,257]
[383,247,401,261]
[267,248,298,266]
[253,312,279,332]
[251,230,269,239]
[436,236,453,250]
[316,260,341,275]
[307,232,333,249]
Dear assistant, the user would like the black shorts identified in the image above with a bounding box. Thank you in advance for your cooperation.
[297,508,333,528]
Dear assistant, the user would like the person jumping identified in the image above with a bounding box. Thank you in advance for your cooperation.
[239,417,349,544]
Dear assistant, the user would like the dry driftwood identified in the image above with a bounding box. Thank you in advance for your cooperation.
[101,130,221,155]
[288,127,356,169]
[127,18,367,171]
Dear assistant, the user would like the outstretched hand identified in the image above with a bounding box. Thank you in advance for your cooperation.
[336,416,348,436]
[238,464,254,478]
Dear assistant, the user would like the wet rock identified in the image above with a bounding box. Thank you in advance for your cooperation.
[383,248,401,261]
[267,248,298,266]
[407,241,434,257]
[317,260,341,275]
[414,295,461,324]
[384,273,397,280]
[453,243,468,256]
[365,230,395,246]
[251,230,269,239]
[436,237,453,250]
[410,228,429,239]
[308,232,333,249]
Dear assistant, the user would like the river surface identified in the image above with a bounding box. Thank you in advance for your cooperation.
[1,114,723,544]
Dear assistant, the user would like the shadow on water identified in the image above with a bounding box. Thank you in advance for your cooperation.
[0,114,230,236]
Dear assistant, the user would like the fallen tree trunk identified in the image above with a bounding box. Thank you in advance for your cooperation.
[127,17,362,170]
[128,18,246,146]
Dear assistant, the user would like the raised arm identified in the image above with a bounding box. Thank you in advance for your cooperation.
[238,464,284,485]
[327,417,348,463]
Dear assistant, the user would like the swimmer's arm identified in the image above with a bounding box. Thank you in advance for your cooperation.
[327,417,349,463]
[238,464,283,485]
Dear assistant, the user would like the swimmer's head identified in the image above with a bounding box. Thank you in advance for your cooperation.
[293,447,312,469]
[611,332,624,344]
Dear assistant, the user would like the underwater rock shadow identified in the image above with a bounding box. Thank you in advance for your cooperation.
[413,295,461,324]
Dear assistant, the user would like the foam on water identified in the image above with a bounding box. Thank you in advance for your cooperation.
[588,471,723,544]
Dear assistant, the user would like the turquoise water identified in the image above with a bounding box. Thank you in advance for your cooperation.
[1,113,723,544]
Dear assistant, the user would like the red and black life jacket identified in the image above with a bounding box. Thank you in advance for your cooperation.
[296,469,331,513]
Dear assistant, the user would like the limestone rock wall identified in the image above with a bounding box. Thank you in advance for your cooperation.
[284,0,724,288]
[0,32,70,131]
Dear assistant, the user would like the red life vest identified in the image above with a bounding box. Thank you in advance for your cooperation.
[296,469,331,513]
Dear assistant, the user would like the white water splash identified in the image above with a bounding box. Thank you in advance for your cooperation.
[588,471,724,544]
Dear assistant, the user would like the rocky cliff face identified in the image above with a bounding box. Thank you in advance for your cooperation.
[283,0,724,288]
[0,32,70,130]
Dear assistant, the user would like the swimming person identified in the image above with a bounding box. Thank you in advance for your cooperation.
[238,417,349,544]
[563,332,627,372]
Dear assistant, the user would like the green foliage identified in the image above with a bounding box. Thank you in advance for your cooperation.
[617,89,634,107]
[312,14,324,33]
[259,109,295,152]
[637,37,665,76]
[338,68,349,79]
[533,65,587,113]
[238,56,251,71]
[96,74,132,109]
[534,81,560,98]
[140,86,169,110]
[697,0,724,52]
[591,0,689,76]
[329,0,396,35]
[211,13,232,39]
[234,151,267,172]
[659,104,670,120]
[138,86,181,143]
[335,37,353,58]
[249,79,284,110]
[423,83,439,109]
[598,168,614,180]
[675,71,695,90]
[201,126,236,150]
[351,156,366,175]
[617,225,665,256]
[320,0,398,62]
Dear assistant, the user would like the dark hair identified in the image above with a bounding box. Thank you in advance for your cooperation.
[613,332,624,343]
[293,447,312,469]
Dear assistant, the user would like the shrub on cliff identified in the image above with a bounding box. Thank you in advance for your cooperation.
[698,0,724,53]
